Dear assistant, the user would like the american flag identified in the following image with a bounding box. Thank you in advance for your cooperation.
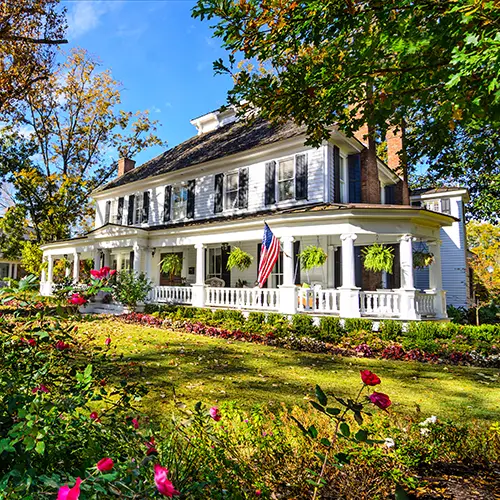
[257,223,281,288]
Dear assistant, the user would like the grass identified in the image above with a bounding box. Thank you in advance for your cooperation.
[78,318,500,424]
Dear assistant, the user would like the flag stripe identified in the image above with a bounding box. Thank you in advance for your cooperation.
[257,223,281,287]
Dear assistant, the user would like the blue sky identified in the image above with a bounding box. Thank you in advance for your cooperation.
[62,0,233,165]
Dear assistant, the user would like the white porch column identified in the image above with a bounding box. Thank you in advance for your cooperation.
[41,257,47,283]
[192,243,206,307]
[7,263,12,279]
[427,240,447,319]
[13,264,17,280]
[103,249,111,268]
[72,252,80,282]
[339,233,360,318]
[93,249,101,270]
[279,236,297,315]
[46,255,54,295]
[399,234,417,320]
[133,243,142,274]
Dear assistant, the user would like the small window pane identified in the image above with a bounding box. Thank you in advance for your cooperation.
[225,172,239,209]
[278,159,294,180]
[172,185,187,220]
[278,158,294,201]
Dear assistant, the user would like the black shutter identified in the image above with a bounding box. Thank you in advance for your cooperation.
[265,161,276,205]
[334,247,342,288]
[142,191,150,223]
[333,146,341,203]
[129,251,134,270]
[214,173,224,213]
[221,245,231,287]
[293,240,301,285]
[384,185,395,205]
[117,197,124,224]
[257,243,267,288]
[295,153,308,200]
[354,246,362,288]
[441,198,451,214]
[127,195,135,225]
[348,154,362,203]
[104,201,111,224]
[163,186,171,222]
[238,168,248,208]
[187,179,196,219]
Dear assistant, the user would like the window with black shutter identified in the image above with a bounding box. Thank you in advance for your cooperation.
[221,245,231,286]
[127,195,135,225]
[104,201,111,224]
[441,198,451,214]
[214,173,224,213]
[163,186,172,222]
[334,247,342,288]
[117,197,124,224]
[187,180,195,219]
[134,193,143,224]
[295,153,308,200]
[348,154,362,203]
[333,146,341,203]
[238,168,248,208]
[293,240,301,285]
[142,191,150,223]
[384,185,396,204]
[265,161,276,205]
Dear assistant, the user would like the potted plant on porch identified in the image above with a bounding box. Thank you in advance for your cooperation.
[413,250,435,269]
[297,245,328,308]
[160,254,183,284]
[226,246,253,271]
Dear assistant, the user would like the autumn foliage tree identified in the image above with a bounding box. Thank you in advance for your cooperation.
[0,48,165,250]
[0,0,67,116]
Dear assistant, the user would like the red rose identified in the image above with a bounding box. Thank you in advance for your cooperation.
[360,370,381,386]
[97,457,114,472]
[369,392,392,410]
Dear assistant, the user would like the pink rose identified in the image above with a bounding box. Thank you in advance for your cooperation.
[209,406,221,422]
[360,370,381,386]
[256,490,262,496]
[90,269,102,279]
[145,437,158,456]
[132,418,139,429]
[32,384,49,394]
[28,338,36,347]
[154,464,180,497]
[369,392,392,410]
[105,337,111,346]
[96,457,114,472]
[109,269,117,276]
[55,340,70,350]
[57,477,81,500]
[69,293,86,306]
[90,412,99,420]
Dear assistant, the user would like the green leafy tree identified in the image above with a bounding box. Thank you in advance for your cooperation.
[193,0,500,208]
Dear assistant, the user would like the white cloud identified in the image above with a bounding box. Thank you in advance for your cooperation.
[67,1,123,38]
[151,106,161,114]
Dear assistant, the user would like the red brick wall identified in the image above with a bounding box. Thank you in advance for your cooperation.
[117,158,135,177]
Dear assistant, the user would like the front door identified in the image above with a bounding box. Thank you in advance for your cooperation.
[160,252,183,286]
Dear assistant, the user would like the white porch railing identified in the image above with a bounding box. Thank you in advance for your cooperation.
[415,291,437,316]
[205,287,280,311]
[360,291,401,317]
[149,286,193,305]
[297,288,340,314]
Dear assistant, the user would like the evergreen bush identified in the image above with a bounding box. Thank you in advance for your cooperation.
[318,316,344,343]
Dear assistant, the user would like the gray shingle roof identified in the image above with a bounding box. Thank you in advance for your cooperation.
[98,117,306,192]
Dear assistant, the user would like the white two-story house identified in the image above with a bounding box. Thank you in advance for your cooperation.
[40,108,459,320]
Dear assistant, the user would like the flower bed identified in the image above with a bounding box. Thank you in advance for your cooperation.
[119,307,500,367]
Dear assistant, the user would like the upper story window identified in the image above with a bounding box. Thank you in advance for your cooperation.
[264,153,308,206]
[104,201,111,224]
[164,180,195,222]
[425,200,440,213]
[339,156,347,203]
[214,168,248,213]
[127,191,149,225]
[441,198,451,215]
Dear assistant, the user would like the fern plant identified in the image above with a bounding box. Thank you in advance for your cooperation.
[413,250,435,269]
[160,254,183,281]
[226,247,253,271]
[362,244,394,274]
[298,245,328,271]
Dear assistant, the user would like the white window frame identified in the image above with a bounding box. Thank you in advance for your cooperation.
[277,157,295,202]
[133,192,143,225]
[171,183,188,220]
[207,247,222,279]
[339,155,348,203]
[224,170,240,210]
[269,252,284,287]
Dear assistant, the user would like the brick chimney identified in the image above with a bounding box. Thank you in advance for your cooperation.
[386,127,410,205]
[117,157,135,177]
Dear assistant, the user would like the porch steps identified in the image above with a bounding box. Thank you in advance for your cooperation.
[79,303,126,316]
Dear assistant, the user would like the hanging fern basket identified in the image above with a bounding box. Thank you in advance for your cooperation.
[226,247,253,271]
[362,244,394,274]
[413,250,435,269]
[298,245,328,271]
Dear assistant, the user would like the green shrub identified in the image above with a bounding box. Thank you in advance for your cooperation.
[245,312,266,332]
[344,318,373,333]
[379,320,403,341]
[292,314,319,337]
[318,316,344,343]
[212,309,246,326]
[113,270,152,307]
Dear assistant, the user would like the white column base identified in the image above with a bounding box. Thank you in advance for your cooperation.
[339,287,361,318]
[399,289,418,320]
[278,285,297,315]
[191,284,206,308]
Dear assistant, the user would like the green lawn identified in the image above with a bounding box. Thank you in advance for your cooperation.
[79,319,500,423]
